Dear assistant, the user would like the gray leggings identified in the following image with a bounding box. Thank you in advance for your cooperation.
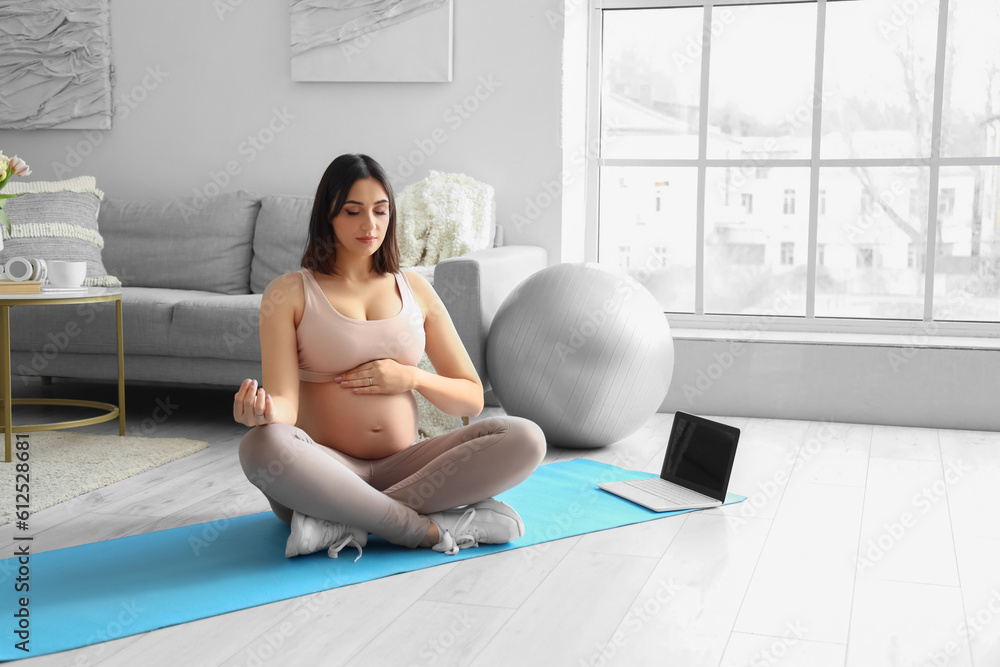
[238,416,546,549]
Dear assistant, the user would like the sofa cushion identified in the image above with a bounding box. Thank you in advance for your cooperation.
[9,287,188,357]
[250,194,313,294]
[99,191,260,294]
[0,178,121,287]
[9,287,263,362]
[168,293,263,361]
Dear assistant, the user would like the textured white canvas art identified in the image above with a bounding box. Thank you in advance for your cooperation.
[290,0,453,82]
[0,0,113,129]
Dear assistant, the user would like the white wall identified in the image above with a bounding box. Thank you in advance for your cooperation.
[662,336,1000,432]
[0,0,565,258]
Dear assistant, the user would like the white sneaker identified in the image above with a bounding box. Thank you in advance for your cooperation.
[285,511,368,561]
[428,498,525,556]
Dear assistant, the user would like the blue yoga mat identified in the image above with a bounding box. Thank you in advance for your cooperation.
[0,459,744,660]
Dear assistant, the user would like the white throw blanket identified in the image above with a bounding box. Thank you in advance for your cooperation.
[396,171,493,438]
[396,171,495,267]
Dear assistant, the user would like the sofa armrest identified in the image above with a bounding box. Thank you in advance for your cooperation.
[433,245,548,391]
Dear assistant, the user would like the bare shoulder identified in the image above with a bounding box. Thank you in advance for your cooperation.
[405,269,451,324]
[404,270,436,312]
[263,271,306,318]
[403,269,432,296]
[265,270,305,295]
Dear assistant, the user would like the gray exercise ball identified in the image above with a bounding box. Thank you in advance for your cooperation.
[487,262,674,448]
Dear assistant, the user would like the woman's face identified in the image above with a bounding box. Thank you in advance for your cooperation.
[330,177,390,258]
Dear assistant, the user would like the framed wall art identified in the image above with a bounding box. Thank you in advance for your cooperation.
[290,0,454,83]
[0,0,114,129]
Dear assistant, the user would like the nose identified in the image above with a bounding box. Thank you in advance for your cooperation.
[360,211,378,231]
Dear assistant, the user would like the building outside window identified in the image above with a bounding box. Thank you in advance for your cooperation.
[653,245,668,267]
[860,189,877,216]
[939,187,956,216]
[781,242,795,265]
[783,189,796,215]
[590,0,1000,330]
[618,245,631,268]
[857,247,874,268]
[908,243,925,271]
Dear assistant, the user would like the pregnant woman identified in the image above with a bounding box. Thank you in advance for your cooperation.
[236,154,546,560]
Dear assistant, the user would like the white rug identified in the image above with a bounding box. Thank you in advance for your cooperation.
[0,431,209,525]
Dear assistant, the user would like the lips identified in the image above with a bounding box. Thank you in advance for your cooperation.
[357,236,377,242]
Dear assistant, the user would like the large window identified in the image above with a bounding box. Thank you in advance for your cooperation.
[589,0,1000,333]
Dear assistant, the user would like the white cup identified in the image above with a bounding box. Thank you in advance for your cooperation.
[4,257,33,282]
[47,261,87,288]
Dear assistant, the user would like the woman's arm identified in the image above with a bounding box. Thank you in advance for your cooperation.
[408,271,485,418]
[256,272,303,425]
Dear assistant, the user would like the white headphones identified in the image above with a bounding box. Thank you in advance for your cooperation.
[3,257,46,282]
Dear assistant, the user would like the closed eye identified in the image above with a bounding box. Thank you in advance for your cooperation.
[344,209,389,216]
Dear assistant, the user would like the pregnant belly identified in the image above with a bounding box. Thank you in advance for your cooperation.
[295,381,419,459]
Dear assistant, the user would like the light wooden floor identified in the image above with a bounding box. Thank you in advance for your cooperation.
[3,378,999,667]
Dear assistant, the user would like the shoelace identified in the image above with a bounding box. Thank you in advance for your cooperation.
[432,507,481,556]
[327,534,364,562]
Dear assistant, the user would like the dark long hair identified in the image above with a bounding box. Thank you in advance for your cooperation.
[301,154,400,275]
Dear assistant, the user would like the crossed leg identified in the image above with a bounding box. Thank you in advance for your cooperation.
[238,416,546,549]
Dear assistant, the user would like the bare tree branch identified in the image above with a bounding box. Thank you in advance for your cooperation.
[850,165,923,242]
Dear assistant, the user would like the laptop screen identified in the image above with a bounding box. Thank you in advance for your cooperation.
[660,412,740,502]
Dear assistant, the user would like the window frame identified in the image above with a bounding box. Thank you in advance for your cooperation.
[585,0,1000,338]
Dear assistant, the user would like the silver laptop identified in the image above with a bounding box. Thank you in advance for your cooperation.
[599,412,740,512]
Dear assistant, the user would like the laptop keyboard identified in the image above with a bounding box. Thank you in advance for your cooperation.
[623,477,715,505]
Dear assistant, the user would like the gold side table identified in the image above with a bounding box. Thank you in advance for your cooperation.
[0,287,125,462]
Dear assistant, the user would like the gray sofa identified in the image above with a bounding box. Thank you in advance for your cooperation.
[8,190,547,404]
